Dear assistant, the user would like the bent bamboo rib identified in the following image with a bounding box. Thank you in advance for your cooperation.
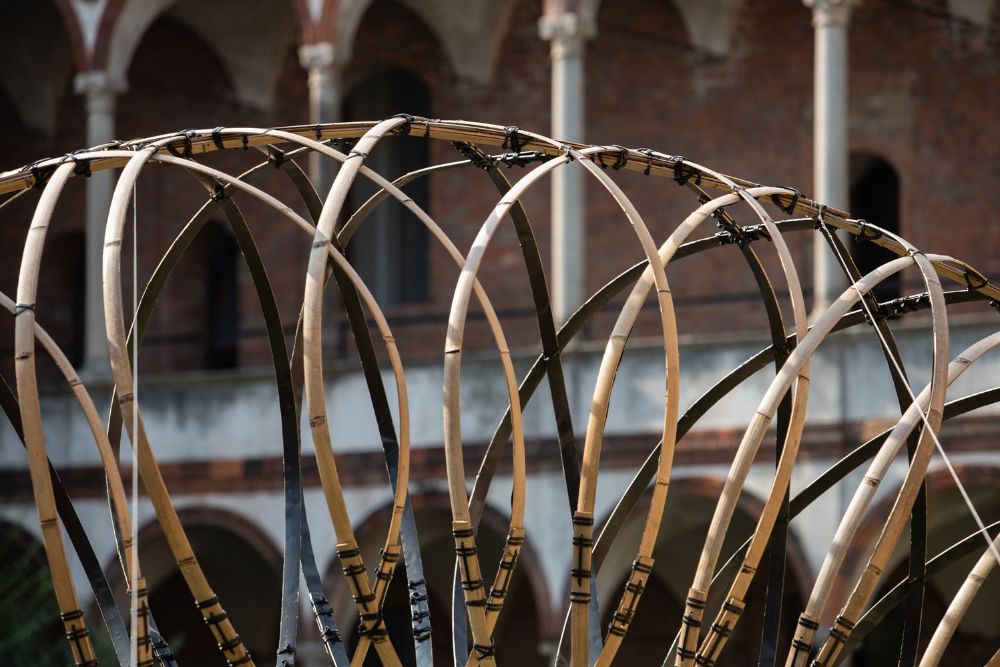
[15,161,109,666]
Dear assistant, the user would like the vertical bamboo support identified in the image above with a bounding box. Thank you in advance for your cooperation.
[810,253,950,665]
[677,588,707,666]
[15,162,99,666]
[338,543,399,666]
[135,577,154,667]
[570,512,595,667]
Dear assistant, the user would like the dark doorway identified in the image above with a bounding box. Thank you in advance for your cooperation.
[343,67,431,307]
[201,221,240,369]
[849,154,901,300]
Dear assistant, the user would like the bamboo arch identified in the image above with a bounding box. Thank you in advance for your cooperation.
[2,118,999,667]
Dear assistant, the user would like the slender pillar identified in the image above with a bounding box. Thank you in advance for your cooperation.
[540,12,594,326]
[75,71,124,377]
[806,0,858,317]
[299,41,340,196]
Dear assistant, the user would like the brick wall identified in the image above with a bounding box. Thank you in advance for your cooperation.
[0,0,997,378]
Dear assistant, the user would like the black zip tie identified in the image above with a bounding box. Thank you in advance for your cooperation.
[856,219,883,242]
[862,304,889,327]
[29,160,55,189]
[989,299,1000,314]
[672,156,699,186]
[195,595,219,609]
[267,146,286,169]
[212,127,226,150]
[314,124,322,141]
[473,643,495,658]
[242,134,249,151]
[502,125,521,154]
[638,148,655,175]
[210,182,227,202]
[166,131,194,159]
[14,303,35,316]
[611,144,629,170]
[771,187,801,215]
[452,141,493,170]
[61,151,93,178]
[389,113,414,135]
[963,268,988,291]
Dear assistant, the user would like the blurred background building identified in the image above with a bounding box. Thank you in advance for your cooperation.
[0,0,998,664]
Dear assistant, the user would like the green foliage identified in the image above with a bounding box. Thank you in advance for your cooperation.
[0,531,71,666]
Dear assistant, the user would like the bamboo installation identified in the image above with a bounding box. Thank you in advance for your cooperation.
[1,118,999,666]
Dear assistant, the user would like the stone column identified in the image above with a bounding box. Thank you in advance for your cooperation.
[75,71,124,377]
[806,0,858,317]
[540,12,594,326]
[299,41,340,197]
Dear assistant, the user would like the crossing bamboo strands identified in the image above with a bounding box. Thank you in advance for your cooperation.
[2,118,999,667]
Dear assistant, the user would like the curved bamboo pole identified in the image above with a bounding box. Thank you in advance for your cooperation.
[1,291,154,665]
[14,149,229,664]
[15,160,105,666]
[441,151,567,665]
[95,149,324,665]
[575,181,804,667]
[808,251,951,667]
[817,222,929,666]
[297,117,410,667]
[567,147,682,667]
[672,171,811,667]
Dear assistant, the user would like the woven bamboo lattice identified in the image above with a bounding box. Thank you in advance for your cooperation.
[2,118,999,667]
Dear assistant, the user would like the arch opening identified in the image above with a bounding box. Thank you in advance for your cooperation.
[120,510,282,664]
[852,479,1000,666]
[595,485,808,665]
[329,502,547,666]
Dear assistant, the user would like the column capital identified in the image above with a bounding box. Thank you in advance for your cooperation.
[299,41,336,70]
[804,0,860,28]
[74,70,127,96]
[538,12,596,43]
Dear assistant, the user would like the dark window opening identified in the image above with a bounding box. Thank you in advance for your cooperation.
[202,222,239,369]
[36,231,85,368]
[849,154,901,301]
[343,67,430,306]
